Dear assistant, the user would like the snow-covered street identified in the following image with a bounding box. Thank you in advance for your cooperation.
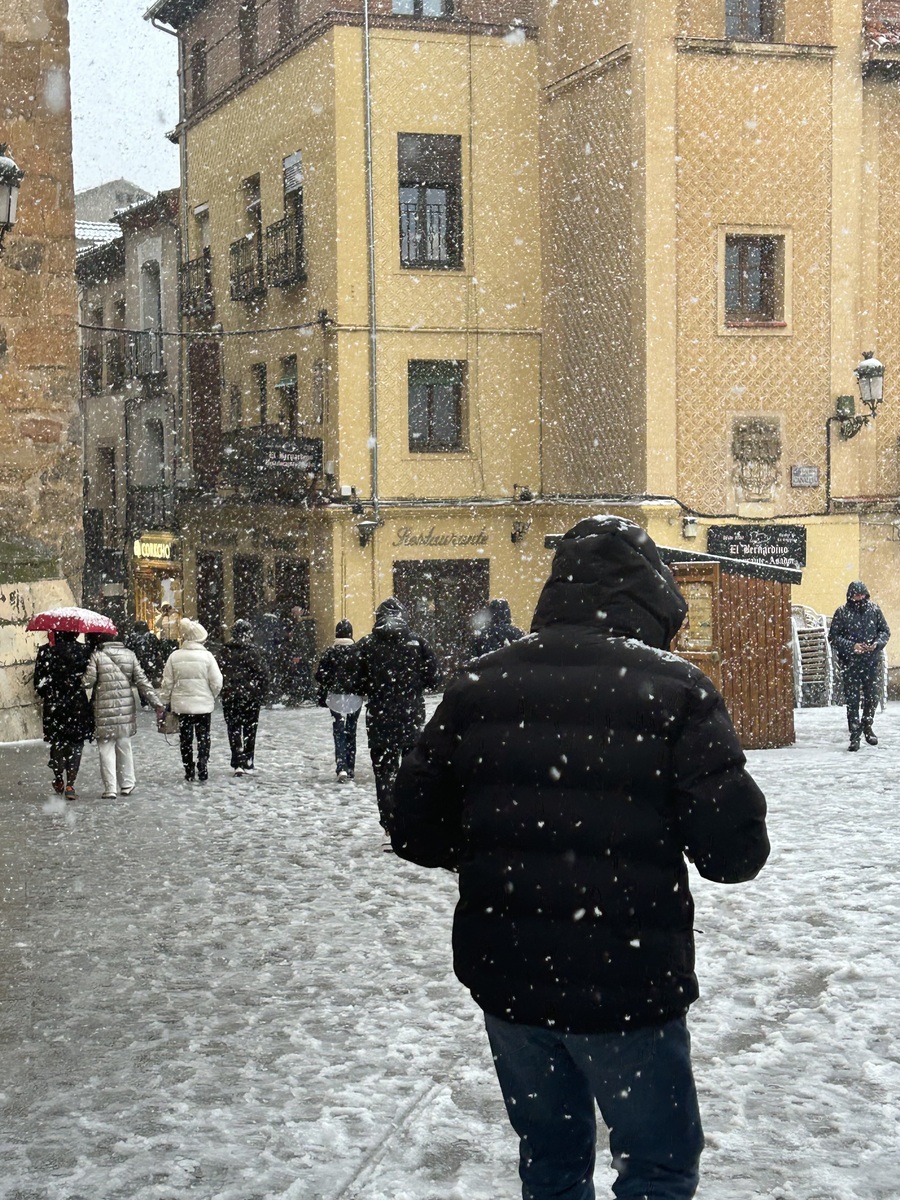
[1,701,898,1200]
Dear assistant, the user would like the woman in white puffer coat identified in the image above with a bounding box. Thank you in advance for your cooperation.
[159,619,223,782]
[83,633,164,799]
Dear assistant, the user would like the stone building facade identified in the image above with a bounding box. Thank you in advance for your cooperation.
[0,0,82,738]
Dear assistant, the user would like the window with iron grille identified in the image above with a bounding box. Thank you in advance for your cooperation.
[231,176,265,301]
[180,247,214,316]
[724,234,784,325]
[408,360,465,452]
[398,134,463,270]
[105,332,128,390]
[239,0,258,75]
[725,0,779,41]
[82,334,103,396]
[392,0,454,14]
[267,152,306,287]
[190,40,207,109]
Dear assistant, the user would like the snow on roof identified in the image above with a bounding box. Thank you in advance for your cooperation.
[75,220,121,245]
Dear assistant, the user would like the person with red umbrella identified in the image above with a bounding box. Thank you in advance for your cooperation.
[28,607,119,800]
[33,632,94,799]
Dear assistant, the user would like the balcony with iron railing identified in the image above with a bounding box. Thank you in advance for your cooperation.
[230,235,266,302]
[81,343,104,396]
[128,330,165,380]
[265,216,306,288]
[179,247,215,317]
[126,484,174,534]
[105,332,128,391]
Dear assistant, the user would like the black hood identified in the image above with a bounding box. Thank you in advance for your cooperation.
[846,580,870,601]
[488,598,512,625]
[531,516,688,648]
[373,598,411,638]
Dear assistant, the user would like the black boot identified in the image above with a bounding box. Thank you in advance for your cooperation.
[184,763,195,782]
[863,724,878,746]
[849,734,861,752]
[197,761,208,782]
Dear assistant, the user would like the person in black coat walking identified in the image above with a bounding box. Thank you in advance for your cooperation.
[345,598,441,826]
[219,620,270,775]
[390,515,769,1200]
[469,597,524,658]
[315,619,363,782]
[33,632,93,799]
[828,580,890,751]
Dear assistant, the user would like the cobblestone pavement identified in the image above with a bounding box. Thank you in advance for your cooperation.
[1,703,899,1200]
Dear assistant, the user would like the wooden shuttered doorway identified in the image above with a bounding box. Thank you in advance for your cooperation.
[671,559,795,750]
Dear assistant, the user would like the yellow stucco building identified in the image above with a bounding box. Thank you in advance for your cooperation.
[147,0,545,673]
[148,0,900,678]
[538,0,900,670]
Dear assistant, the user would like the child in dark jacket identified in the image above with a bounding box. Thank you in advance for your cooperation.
[219,620,269,775]
[315,620,363,782]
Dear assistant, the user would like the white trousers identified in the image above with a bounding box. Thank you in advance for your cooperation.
[97,735,135,795]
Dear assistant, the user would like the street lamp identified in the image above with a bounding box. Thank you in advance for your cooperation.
[854,351,884,419]
[0,145,24,257]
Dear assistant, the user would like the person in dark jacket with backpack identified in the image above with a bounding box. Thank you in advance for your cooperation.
[390,515,770,1200]
[315,619,363,782]
[828,580,890,751]
[33,632,94,799]
[219,619,270,775]
[469,597,524,658]
[346,598,441,826]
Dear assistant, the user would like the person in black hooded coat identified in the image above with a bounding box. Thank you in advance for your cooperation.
[218,620,270,774]
[828,580,890,751]
[469,597,524,658]
[345,598,441,825]
[33,632,93,797]
[389,515,769,1200]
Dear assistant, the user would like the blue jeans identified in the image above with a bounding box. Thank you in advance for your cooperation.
[485,1014,703,1200]
[331,708,359,776]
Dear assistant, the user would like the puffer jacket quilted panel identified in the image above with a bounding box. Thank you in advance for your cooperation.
[159,640,223,714]
[83,643,162,740]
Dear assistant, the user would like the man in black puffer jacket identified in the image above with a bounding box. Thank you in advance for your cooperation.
[828,580,890,751]
[390,515,769,1200]
[346,598,441,827]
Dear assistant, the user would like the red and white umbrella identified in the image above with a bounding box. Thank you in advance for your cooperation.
[26,606,118,636]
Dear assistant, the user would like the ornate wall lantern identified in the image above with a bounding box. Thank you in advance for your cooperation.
[854,352,884,419]
[0,146,24,256]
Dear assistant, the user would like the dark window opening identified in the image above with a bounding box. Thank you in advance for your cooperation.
[279,0,297,43]
[239,0,258,75]
[724,234,784,325]
[398,133,463,270]
[725,0,778,41]
[253,362,268,425]
[408,360,465,452]
[275,355,298,436]
[190,40,207,109]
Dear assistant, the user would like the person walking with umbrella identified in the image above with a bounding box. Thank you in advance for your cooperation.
[33,631,94,799]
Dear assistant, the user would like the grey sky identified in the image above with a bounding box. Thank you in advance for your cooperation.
[69,0,180,195]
